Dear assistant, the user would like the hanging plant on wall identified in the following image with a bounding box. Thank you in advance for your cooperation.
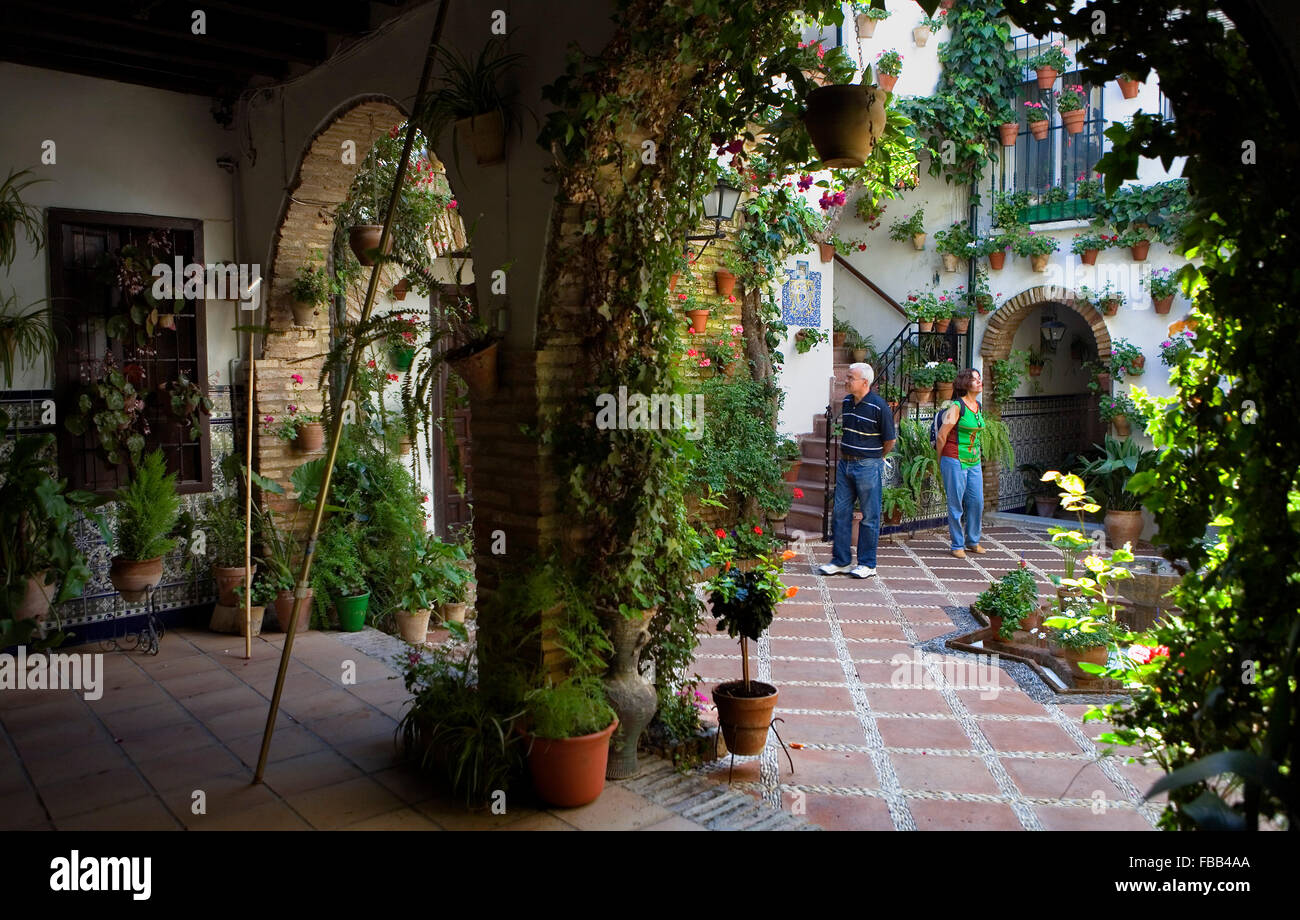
[415,39,526,168]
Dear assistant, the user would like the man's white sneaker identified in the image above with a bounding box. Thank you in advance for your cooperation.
[819,563,851,576]
[850,566,877,579]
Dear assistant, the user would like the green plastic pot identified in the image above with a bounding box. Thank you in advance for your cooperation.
[390,347,416,371]
[336,592,370,632]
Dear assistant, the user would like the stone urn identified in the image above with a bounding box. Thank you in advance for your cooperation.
[601,608,659,779]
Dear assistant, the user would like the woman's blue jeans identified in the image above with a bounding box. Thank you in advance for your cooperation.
[831,457,883,568]
[940,456,984,551]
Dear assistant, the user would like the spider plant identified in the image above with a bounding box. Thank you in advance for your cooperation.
[0,168,47,269]
[0,293,57,388]
[416,39,525,167]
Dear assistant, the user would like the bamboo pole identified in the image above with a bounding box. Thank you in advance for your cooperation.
[243,321,256,659]
[253,0,451,783]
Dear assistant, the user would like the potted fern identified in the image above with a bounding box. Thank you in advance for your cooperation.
[416,39,525,167]
[105,450,182,603]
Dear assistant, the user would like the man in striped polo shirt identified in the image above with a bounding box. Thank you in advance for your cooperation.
[820,363,896,579]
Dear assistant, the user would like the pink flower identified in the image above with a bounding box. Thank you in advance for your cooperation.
[291,373,303,384]
[448,200,458,209]
[699,358,712,367]
[263,415,274,423]
[727,295,737,303]
[679,293,688,301]
[731,324,744,335]
[367,359,377,368]
[793,487,804,499]
[387,373,400,382]
[287,404,297,414]
[686,348,698,357]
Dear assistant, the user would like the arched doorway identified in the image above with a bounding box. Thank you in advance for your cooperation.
[978,285,1112,512]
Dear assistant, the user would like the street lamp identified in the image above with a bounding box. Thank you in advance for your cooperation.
[1040,307,1067,353]
[684,178,742,263]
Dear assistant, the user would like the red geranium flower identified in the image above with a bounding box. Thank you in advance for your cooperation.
[792,487,804,499]
[753,526,763,535]
[714,528,726,538]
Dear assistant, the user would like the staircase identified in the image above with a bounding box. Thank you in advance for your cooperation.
[786,345,857,537]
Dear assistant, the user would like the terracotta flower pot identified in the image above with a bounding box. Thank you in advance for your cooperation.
[954,317,971,334]
[1035,495,1059,517]
[818,242,836,263]
[988,251,1006,270]
[712,681,778,756]
[1029,119,1049,140]
[977,295,993,313]
[1030,253,1049,272]
[294,422,324,452]
[212,563,256,607]
[439,602,468,625]
[1027,364,1043,377]
[448,340,500,398]
[911,233,926,251]
[935,381,954,401]
[1130,240,1150,261]
[832,330,847,347]
[917,320,934,333]
[915,386,936,405]
[1118,78,1141,99]
[941,253,960,272]
[714,270,736,296]
[291,301,317,326]
[526,717,618,808]
[1112,414,1132,437]
[803,84,889,168]
[1060,109,1086,134]
[1096,371,1112,391]
[934,318,951,334]
[15,574,55,622]
[348,225,393,266]
[851,348,869,362]
[1101,298,1121,316]
[1105,509,1144,550]
[110,556,164,604]
[686,309,711,334]
[1036,66,1058,90]
[392,278,410,301]
[998,122,1018,147]
[877,72,898,94]
[1080,248,1099,265]
[455,110,506,166]
[913,26,930,46]
[668,273,679,291]
[1153,294,1173,314]
[396,609,432,644]
[782,459,802,483]
[274,588,313,632]
[1061,645,1108,680]
[856,14,878,38]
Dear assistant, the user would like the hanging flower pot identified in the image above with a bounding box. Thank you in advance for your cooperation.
[1080,248,1099,265]
[294,422,324,452]
[1113,414,1132,437]
[818,242,836,263]
[392,278,410,301]
[1060,109,1086,135]
[1096,371,1112,391]
[1129,355,1146,375]
[686,309,710,334]
[668,273,680,291]
[448,340,500,398]
[911,232,926,251]
[1153,294,1173,314]
[1035,66,1059,90]
[998,122,1018,147]
[455,110,506,166]
[802,84,888,168]
[1118,77,1141,99]
[1101,298,1121,316]
[1029,119,1049,140]
[714,270,736,296]
[390,347,416,371]
[912,26,930,47]
[1030,253,1049,272]
[940,253,960,272]
[856,14,879,38]
[954,316,971,334]
[988,251,1006,271]
[933,317,951,333]
[291,301,318,326]
[977,294,993,313]
[1027,364,1043,378]
[348,225,393,266]
[1130,240,1150,261]
[877,73,898,94]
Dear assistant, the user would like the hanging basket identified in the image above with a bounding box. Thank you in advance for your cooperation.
[803,84,888,168]
[448,340,500,398]
[455,110,506,166]
[348,225,394,267]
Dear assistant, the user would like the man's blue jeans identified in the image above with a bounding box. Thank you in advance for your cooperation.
[831,457,883,568]
[940,456,984,551]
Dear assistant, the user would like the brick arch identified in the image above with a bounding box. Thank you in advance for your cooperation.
[254,95,408,507]
[976,284,1111,512]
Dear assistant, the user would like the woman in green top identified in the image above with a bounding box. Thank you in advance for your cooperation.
[936,367,987,559]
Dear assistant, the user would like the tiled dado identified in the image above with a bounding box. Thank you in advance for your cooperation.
[691,525,1163,831]
[3,387,238,631]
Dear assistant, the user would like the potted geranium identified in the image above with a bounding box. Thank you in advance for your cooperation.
[105,450,181,603]
[853,2,890,38]
[679,291,710,334]
[708,542,797,757]
[1117,73,1142,98]
[910,363,939,404]
[1159,330,1198,368]
[977,233,1012,270]
[264,373,324,451]
[289,261,335,326]
[874,49,903,93]
[1024,101,1049,139]
[1012,230,1059,272]
[1144,266,1178,313]
[1070,230,1108,265]
[704,325,745,377]
[386,312,423,370]
[950,295,974,334]
[933,221,974,272]
[1096,281,1126,316]
[889,208,926,249]
[1055,84,1088,134]
[933,358,958,401]
[1121,225,1154,261]
[905,290,938,332]
[1027,40,1070,89]
[913,14,942,46]
[994,101,1019,147]
[1109,337,1145,379]
[933,292,955,332]
[1099,392,1143,438]
[777,436,803,482]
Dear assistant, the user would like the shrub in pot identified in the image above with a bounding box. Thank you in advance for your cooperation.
[524,677,618,808]
[974,568,1039,640]
[203,495,255,606]
[708,543,797,756]
[104,450,182,603]
[215,572,277,636]
[311,525,370,631]
[289,260,336,326]
[1078,435,1156,550]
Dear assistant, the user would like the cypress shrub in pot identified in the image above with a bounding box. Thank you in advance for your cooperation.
[105,450,181,603]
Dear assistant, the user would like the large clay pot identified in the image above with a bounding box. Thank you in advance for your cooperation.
[348,225,394,266]
[998,122,1018,147]
[1036,66,1059,90]
[275,588,313,632]
[1104,509,1144,551]
[712,681,778,756]
[294,422,324,452]
[1028,364,1043,377]
[455,110,506,166]
[212,563,256,607]
[933,318,951,334]
[602,608,659,779]
[396,608,432,644]
[110,556,164,604]
[714,270,736,296]
[1029,119,1049,140]
[291,301,317,326]
[935,381,954,402]
[392,278,410,301]
[1061,645,1108,680]
[1061,109,1086,134]
[449,341,499,398]
[988,251,1006,270]
[917,320,934,333]
[15,574,55,622]
[1118,78,1141,99]
[832,330,847,348]
[526,717,618,808]
[803,84,888,167]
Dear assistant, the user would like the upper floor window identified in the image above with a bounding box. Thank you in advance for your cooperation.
[47,209,212,495]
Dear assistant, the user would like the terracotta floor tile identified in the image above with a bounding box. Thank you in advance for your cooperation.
[786,748,877,788]
[639,814,708,831]
[892,752,1001,795]
[302,708,397,747]
[767,618,833,639]
[772,684,854,711]
[132,742,247,793]
[157,666,243,699]
[0,695,92,732]
[22,740,132,787]
[277,688,369,723]
[117,719,214,763]
[852,659,912,684]
[197,705,293,743]
[0,790,49,829]
[912,624,959,641]
[97,699,194,737]
[896,606,957,625]
[846,640,918,661]
[889,592,951,607]
[193,800,313,831]
[333,732,404,773]
[955,689,1046,716]
[39,765,154,820]
[776,712,868,746]
[11,718,110,759]
[84,682,172,715]
[979,719,1084,754]
[876,716,976,751]
[767,638,837,659]
[862,687,953,715]
[225,724,329,768]
[555,783,674,830]
[839,621,908,641]
[285,775,405,830]
[54,795,181,830]
[179,685,270,721]
[1034,803,1154,831]
[370,764,436,805]
[136,651,222,680]
[156,771,277,828]
[1001,757,1122,800]
[344,807,441,830]
[799,791,895,830]
[770,658,851,682]
[262,749,365,797]
[907,798,1025,830]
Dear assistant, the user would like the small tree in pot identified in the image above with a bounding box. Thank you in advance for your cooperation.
[103,449,181,603]
[708,540,797,756]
